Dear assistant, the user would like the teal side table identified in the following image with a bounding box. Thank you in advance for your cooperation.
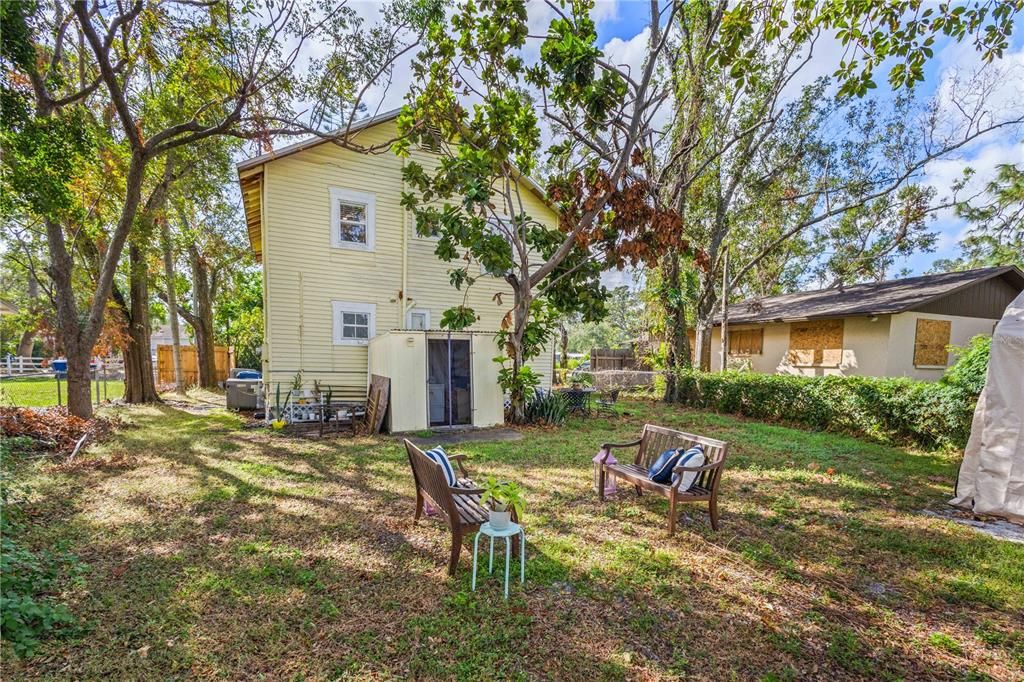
[471,521,525,599]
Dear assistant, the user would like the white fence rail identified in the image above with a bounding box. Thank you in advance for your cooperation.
[2,356,125,378]
[2,355,47,376]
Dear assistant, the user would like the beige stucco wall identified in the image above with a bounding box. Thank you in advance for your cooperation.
[885,311,997,380]
[710,311,998,380]
[255,119,554,406]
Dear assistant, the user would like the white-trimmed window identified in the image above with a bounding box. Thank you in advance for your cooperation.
[332,301,375,345]
[406,308,430,330]
[330,188,375,251]
[479,215,512,277]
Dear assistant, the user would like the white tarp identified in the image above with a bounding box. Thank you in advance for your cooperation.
[950,290,1024,523]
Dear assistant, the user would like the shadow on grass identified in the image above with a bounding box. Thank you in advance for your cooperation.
[6,401,1021,680]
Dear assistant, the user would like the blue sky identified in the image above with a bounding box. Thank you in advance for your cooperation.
[342,1,1023,281]
[588,1,1024,278]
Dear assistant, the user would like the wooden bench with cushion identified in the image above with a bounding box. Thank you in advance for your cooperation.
[404,439,517,576]
[598,424,728,534]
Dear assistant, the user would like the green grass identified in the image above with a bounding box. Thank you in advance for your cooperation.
[3,399,1022,680]
[0,376,125,407]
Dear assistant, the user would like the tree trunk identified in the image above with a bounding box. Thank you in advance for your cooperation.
[16,331,34,358]
[558,322,568,385]
[16,273,37,357]
[122,243,159,403]
[44,151,149,419]
[505,284,532,424]
[64,343,93,417]
[660,249,692,402]
[160,218,185,392]
[190,245,218,389]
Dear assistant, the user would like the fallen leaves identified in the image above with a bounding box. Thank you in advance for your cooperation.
[0,406,122,455]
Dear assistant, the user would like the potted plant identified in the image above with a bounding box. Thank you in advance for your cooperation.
[271,382,290,430]
[480,477,525,531]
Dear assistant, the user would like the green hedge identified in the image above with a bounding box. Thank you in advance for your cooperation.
[672,370,977,450]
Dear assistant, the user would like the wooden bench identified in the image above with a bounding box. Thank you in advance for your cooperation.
[404,439,515,576]
[598,424,728,534]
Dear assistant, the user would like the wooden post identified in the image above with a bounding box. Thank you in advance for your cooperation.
[720,248,729,373]
[56,374,62,406]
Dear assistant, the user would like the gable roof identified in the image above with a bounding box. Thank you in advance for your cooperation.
[235,108,555,261]
[718,266,1024,325]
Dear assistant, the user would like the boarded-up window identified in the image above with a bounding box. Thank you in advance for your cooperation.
[914,318,951,367]
[787,319,844,366]
[728,328,764,355]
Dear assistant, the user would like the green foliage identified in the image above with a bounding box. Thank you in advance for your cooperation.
[934,164,1024,271]
[214,268,263,369]
[671,370,977,450]
[567,286,644,353]
[479,477,526,519]
[0,470,86,657]
[524,389,569,426]
[943,335,991,396]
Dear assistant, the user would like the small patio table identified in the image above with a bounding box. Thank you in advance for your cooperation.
[471,521,526,599]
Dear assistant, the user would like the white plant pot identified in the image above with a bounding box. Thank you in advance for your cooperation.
[489,509,511,530]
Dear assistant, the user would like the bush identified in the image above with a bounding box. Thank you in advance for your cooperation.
[524,390,568,426]
[0,463,86,657]
[943,335,990,395]
[671,369,977,450]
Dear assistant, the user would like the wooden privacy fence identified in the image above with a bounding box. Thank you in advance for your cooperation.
[591,347,650,371]
[156,345,233,385]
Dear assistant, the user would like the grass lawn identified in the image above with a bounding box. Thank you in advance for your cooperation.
[4,399,1022,679]
[1,375,125,407]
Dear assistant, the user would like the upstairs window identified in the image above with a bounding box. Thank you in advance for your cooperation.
[330,188,375,251]
[479,215,513,277]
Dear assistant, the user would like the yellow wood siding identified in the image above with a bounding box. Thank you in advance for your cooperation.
[259,120,557,398]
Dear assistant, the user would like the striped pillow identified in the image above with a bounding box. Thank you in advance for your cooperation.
[425,446,458,488]
[672,445,706,491]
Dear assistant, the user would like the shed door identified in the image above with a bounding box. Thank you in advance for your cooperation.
[427,339,472,426]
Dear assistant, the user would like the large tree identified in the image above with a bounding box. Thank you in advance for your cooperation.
[399,0,1023,412]
[933,163,1024,272]
[399,1,687,420]
[653,0,1024,377]
[2,0,432,417]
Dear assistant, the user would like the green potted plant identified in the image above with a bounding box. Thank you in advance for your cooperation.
[480,477,525,531]
[271,382,290,430]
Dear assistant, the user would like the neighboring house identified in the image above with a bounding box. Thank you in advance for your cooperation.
[709,266,1024,379]
[236,109,555,431]
[149,318,189,358]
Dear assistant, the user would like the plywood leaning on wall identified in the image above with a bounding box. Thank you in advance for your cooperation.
[913,318,951,367]
[787,319,844,367]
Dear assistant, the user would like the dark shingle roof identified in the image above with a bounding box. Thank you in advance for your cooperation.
[718,266,1024,325]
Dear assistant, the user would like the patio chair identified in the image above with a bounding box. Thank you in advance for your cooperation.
[597,424,728,534]
[595,388,620,415]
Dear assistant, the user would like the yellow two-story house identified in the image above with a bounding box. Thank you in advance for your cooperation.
[237,109,555,432]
